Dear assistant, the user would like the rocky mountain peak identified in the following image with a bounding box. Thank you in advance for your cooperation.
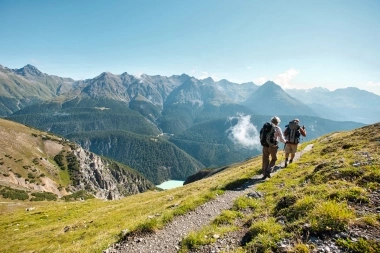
[202,77,214,83]
[261,80,280,88]
[244,80,318,116]
[15,64,44,77]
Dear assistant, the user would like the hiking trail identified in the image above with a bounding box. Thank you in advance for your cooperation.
[105,144,314,253]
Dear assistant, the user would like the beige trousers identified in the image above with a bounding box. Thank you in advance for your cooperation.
[262,145,278,175]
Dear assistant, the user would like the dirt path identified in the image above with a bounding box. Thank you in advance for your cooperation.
[104,144,314,253]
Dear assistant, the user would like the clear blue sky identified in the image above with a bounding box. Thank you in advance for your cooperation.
[1,0,379,95]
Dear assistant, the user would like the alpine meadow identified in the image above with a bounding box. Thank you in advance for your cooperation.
[1,1,380,252]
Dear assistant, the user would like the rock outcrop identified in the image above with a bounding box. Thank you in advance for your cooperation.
[67,146,155,200]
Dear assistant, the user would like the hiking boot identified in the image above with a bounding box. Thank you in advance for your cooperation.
[261,174,268,180]
[284,161,288,168]
[289,160,293,164]
[267,173,271,178]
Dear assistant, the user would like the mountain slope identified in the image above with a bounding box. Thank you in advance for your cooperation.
[8,106,161,136]
[244,81,319,116]
[170,115,364,168]
[1,123,379,253]
[0,118,154,200]
[0,64,74,116]
[286,87,380,124]
[67,130,205,184]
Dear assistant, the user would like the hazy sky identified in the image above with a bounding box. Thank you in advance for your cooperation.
[1,0,379,95]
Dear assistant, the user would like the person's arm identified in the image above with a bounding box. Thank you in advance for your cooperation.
[276,126,287,143]
[300,127,306,137]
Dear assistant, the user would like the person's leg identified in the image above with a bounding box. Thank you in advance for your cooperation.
[267,146,278,176]
[262,146,270,177]
[284,144,291,167]
[289,144,298,163]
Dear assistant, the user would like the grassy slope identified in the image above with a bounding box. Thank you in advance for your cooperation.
[0,118,71,191]
[180,123,380,252]
[0,156,261,253]
[1,123,379,253]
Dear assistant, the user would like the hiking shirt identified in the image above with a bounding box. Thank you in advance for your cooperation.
[274,126,286,144]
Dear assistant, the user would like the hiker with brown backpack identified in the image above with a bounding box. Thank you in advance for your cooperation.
[259,116,287,179]
[283,118,306,167]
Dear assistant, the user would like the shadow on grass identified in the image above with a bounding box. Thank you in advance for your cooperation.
[222,177,264,191]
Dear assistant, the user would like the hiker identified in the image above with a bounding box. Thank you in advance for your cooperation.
[260,116,286,179]
[283,118,306,167]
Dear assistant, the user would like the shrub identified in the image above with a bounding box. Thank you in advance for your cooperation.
[337,238,380,253]
[328,187,369,203]
[61,190,94,201]
[30,192,57,201]
[233,196,259,210]
[32,158,39,165]
[245,218,286,252]
[277,195,316,222]
[54,151,65,169]
[310,201,354,234]
[0,187,29,200]
[212,210,242,226]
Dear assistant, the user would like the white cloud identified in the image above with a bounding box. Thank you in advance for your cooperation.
[133,72,144,79]
[364,81,380,96]
[193,71,219,80]
[246,66,252,69]
[254,77,268,85]
[199,71,210,79]
[274,68,299,88]
[30,58,40,65]
[366,81,380,87]
[226,114,261,150]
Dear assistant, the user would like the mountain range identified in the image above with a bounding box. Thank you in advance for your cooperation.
[0,64,376,185]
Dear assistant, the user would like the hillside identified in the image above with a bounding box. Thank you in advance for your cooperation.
[0,64,73,116]
[170,115,364,168]
[0,119,154,201]
[244,81,318,116]
[286,87,380,124]
[0,123,379,253]
[67,130,205,184]
[0,64,376,185]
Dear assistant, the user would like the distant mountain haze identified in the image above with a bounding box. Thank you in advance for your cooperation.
[286,87,380,124]
[0,64,376,183]
[244,81,319,117]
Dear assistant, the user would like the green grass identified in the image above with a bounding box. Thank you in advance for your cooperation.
[309,200,355,233]
[1,122,379,253]
[0,156,262,253]
[337,238,380,253]
[180,210,242,252]
[245,218,288,252]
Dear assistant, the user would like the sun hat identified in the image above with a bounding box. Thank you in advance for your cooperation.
[271,116,281,125]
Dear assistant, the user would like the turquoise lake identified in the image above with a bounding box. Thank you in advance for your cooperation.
[156,180,185,190]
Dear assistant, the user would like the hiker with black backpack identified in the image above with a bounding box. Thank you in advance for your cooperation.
[259,116,286,180]
[283,118,306,167]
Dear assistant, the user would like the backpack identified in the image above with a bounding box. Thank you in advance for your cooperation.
[260,122,277,147]
[284,120,301,144]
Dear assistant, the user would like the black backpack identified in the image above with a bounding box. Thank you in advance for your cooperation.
[284,120,301,144]
[260,122,277,147]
